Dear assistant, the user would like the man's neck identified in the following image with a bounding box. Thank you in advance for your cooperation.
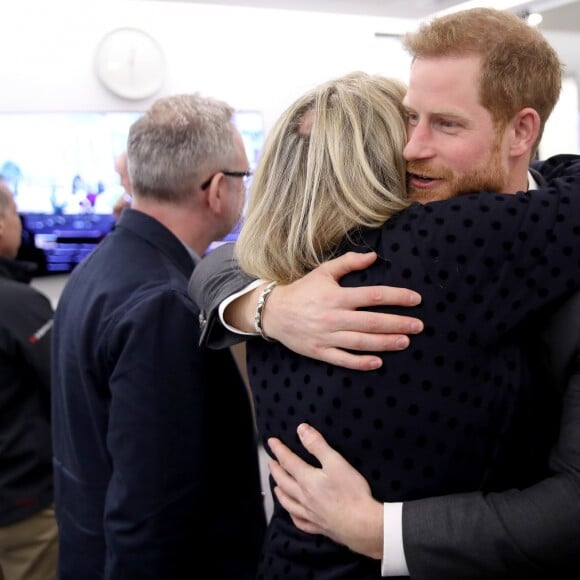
[131,198,211,256]
[504,158,533,193]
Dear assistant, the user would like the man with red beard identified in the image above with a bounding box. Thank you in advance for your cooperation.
[188,8,579,579]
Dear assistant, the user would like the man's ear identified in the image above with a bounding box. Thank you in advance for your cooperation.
[204,172,226,214]
[508,107,541,157]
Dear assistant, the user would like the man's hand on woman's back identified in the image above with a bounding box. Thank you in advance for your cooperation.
[263,252,424,370]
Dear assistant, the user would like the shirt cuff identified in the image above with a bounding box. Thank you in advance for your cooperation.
[218,279,266,336]
[382,502,409,576]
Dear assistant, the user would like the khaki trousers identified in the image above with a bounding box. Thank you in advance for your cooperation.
[0,507,58,580]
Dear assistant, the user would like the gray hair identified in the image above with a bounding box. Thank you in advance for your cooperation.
[127,93,237,204]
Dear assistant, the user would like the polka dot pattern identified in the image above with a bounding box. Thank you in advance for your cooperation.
[248,155,580,578]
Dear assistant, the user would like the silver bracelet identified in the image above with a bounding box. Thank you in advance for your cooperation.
[254,281,279,342]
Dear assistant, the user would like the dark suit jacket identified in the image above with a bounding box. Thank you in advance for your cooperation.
[192,241,253,349]
[188,156,580,578]
[400,160,580,579]
[52,209,266,580]
[403,290,580,579]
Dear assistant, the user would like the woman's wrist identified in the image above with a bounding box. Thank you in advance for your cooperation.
[254,281,279,341]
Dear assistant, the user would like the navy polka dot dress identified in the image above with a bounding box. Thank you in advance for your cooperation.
[247,155,580,579]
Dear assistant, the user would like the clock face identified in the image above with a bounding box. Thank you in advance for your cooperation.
[95,27,166,100]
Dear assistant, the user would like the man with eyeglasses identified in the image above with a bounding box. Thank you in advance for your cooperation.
[51,93,266,580]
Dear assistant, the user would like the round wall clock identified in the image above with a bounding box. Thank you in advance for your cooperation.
[95,27,166,100]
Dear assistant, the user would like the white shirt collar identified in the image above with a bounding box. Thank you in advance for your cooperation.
[528,170,539,191]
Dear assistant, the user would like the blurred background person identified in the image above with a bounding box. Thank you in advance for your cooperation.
[0,180,57,580]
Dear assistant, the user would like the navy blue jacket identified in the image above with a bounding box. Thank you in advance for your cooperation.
[51,209,266,580]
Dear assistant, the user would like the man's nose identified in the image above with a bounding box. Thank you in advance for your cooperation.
[403,123,435,161]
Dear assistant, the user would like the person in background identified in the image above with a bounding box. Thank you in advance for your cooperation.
[188,8,580,579]
[0,181,57,580]
[112,151,132,219]
[51,94,266,580]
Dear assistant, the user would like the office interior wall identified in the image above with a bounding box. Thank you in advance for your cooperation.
[3,1,579,150]
[539,77,580,159]
[31,275,68,308]
[1,0,413,133]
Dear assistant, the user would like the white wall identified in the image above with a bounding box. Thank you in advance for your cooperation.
[1,0,413,133]
[31,275,68,308]
[4,0,578,155]
[540,77,580,159]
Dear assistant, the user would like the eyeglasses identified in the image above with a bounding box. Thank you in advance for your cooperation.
[200,170,253,190]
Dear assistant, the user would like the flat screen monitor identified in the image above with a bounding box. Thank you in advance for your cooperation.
[0,109,265,275]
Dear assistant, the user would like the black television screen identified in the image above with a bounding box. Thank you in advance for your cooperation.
[0,110,265,274]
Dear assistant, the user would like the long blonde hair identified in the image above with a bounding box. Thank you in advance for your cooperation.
[235,71,410,282]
